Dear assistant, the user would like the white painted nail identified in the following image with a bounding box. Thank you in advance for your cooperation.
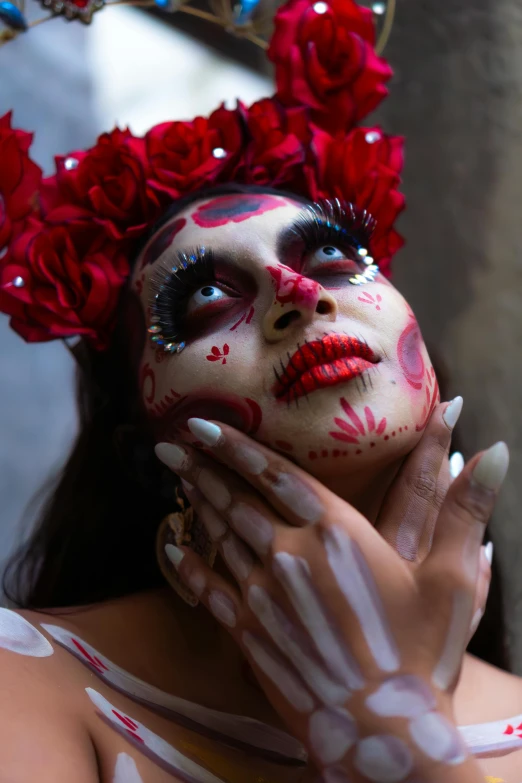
[187,418,223,447]
[443,396,463,429]
[155,442,188,471]
[472,442,509,491]
[449,451,464,479]
[165,544,185,569]
[469,608,483,636]
[181,478,195,493]
[484,541,494,566]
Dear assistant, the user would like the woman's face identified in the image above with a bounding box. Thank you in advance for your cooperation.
[131,193,438,480]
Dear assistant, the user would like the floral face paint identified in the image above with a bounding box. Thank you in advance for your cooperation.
[131,195,435,491]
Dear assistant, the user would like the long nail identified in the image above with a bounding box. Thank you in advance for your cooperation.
[443,396,463,430]
[188,418,223,447]
[449,452,464,479]
[165,544,185,569]
[484,541,494,566]
[155,442,188,471]
[472,442,509,491]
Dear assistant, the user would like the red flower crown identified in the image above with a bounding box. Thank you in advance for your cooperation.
[0,0,404,351]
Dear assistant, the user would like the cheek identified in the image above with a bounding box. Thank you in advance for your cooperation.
[395,311,439,432]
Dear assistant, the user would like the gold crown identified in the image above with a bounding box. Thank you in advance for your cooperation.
[0,0,394,53]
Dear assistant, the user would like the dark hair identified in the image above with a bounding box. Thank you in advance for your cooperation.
[2,184,509,669]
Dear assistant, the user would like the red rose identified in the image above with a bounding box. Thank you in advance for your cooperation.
[243,98,312,192]
[268,0,392,134]
[146,104,244,199]
[40,128,161,242]
[0,113,42,251]
[0,218,129,348]
[312,126,405,275]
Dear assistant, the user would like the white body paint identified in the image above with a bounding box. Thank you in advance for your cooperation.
[199,503,227,541]
[365,675,436,719]
[323,526,400,673]
[112,752,144,783]
[322,767,352,783]
[86,688,227,783]
[242,632,315,713]
[308,706,358,764]
[409,712,466,764]
[248,584,351,705]
[459,711,522,756]
[229,502,273,555]
[234,444,268,475]
[208,591,237,627]
[272,552,364,691]
[40,623,306,762]
[432,590,472,690]
[271,472,324,523]
[354,735,413,782]
[198,469,231,511]
[221,536,253,581]
[0,609,53,657]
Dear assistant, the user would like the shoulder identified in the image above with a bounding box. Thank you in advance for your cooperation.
[0,607,100,782]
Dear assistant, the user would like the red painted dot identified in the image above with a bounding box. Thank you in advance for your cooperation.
[405,426,408,430]
[321,450,328,457]
[309,451,317,460]
[392,431,396,436]
[399,427,403,432]
[333,449,340,457]
[356,449,362,454]
[384,435,389,441]
[342,451,348,456]
[370,442,375,447]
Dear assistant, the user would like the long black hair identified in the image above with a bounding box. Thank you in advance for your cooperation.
[2,184,508,669]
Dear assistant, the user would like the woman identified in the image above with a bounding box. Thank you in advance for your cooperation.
[0,1,519,781]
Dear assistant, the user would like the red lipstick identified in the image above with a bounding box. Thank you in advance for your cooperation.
[273,334,378,403]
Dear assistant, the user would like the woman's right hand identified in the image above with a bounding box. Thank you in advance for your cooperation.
[155,416,508,782]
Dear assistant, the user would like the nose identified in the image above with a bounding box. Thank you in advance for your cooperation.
[262,264,338,343]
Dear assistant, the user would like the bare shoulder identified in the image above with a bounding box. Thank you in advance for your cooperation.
[0,607,100,782]
[456,653,522,725]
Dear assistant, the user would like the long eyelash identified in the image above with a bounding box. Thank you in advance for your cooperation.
[148,247,214,353]
[293,199,380,285]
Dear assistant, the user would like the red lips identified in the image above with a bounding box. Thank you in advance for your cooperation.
[273,334,378,403]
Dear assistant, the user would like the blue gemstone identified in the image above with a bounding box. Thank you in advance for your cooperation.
[0,1,27,30]
[233,0,260,25]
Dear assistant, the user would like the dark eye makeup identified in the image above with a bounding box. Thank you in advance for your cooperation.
[147,199,378,355]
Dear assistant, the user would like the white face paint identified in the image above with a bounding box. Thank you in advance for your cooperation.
[270,472,324,523]
[0,609,53,657]
[432,589,472,690]
[242,631,315,713]
[354,735,413,782]
[41,623,306,763]
[272,552,364,691]
[86,688,227,783]
[323,526,400,673]
[208,590,237,627]
[308,706,358,764]
[228,502,274,555]
[365,675,436,719]
[247,584,351,706]
[112,753,144,783]
[409,712,466,764]
[233,443,268,475]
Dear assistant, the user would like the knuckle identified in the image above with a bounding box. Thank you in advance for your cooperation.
[407,471,439,502]
[449,484,494,525]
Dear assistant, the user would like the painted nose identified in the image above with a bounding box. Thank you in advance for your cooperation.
[262,267,338,343]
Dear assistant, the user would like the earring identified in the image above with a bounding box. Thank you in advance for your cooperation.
[156,485,217,607]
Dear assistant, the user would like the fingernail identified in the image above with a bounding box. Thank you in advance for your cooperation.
[449,451,465,479]
[188,418,223,447]
[484,541,494,566]
[443,396,463,429]
[181,478,195,493]
[155,442,188,471]
[165,544,185,569]
[472,442,509,491]
[469,608,483,636]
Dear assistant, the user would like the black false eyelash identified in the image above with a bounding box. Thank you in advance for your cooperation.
[293,199,376,261]
[148,247,214,353]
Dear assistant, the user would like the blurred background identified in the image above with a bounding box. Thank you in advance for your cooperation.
[1,0,522,668]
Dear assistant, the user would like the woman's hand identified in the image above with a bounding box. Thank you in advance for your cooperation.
[155,417,508,782]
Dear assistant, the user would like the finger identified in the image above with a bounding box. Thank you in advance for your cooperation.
[468,544,492,642]
[164,541,243,631]
[376,397,463,563]
[420,442,508,691]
